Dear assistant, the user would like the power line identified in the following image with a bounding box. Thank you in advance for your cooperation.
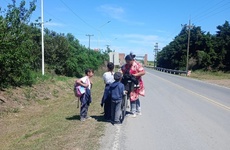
[99,21,111,28]
[192,0,227,20]
[35,4,86,34]
[57,1,113,50]
[193,4,230,24]
[59,0,98,32]
[192,0,230,23]
[163,0,230,47]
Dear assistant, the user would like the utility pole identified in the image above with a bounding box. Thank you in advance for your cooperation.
[185,19,193,76]
[105,44,110,52]
[154,43,159,68]
[86,34,94,50]
[41,0,44,75]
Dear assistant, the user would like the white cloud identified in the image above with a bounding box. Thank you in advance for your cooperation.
[45,22,65,27]
[97,4,144,25]
[118,34,158,46]
[98,4,125,20]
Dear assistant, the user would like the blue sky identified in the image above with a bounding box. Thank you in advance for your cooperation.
[1,0,230,61]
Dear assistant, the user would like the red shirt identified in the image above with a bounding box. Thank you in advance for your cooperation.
[121,61,145,101]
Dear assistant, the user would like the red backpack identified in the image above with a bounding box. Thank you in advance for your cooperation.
[74,77,89,97]
[74,83,85,97]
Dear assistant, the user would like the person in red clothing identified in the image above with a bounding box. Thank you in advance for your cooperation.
[121,53,145,117]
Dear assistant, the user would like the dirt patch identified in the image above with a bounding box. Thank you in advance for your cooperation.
[203,79,230,88]
[0,78,73,116]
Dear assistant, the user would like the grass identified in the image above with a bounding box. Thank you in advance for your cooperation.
[0,74,107,150]
[190,70,230,80]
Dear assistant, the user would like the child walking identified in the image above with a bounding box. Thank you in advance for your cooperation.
[76,69,94,121]
[110,72,125,124]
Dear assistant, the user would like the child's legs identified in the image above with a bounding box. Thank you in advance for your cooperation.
[111,101,116,122]
[114,101,122,122]
[130,100,137,114]
[136,98,141,113]
[104,100,111,120]
[80,103,89,118]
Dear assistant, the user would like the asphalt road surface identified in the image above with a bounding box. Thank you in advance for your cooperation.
[100,68,230,150]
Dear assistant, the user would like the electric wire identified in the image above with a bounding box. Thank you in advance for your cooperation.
[58,0,102,48]
[194,5,230,24]
[192,0,227,20]
[59,0,99,32]
[35,3,86,35]
[192,0,230,24]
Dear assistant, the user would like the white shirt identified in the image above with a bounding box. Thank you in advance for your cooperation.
[103,72,115,84]
[80,76,91,89]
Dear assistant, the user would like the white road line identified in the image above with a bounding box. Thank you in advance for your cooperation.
[147,72,230,111]
[112,125,121,150]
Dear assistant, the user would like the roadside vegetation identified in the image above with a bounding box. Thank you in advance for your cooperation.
[188,70,230,88]
[190,70,230,80]
[157,21,230,72]
[0,1,110,149]
[0,0,110,89]
[0,72,107,150]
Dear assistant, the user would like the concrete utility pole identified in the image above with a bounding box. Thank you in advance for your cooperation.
[154,43,159,68]
[86,34,94,50]
[41,0,44,75]
[185,19,193,76]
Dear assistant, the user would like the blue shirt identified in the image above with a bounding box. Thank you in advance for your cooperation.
[109,81,124,101]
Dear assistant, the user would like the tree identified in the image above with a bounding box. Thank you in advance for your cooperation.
[214,21,230,70]
[0,0,37,88]
[157,24,229,71]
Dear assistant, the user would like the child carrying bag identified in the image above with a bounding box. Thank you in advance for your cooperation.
[74,77,90,97]
[74,83,86,97]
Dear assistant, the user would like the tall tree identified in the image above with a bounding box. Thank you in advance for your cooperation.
[0,0,37,88]
[215,21,230,70]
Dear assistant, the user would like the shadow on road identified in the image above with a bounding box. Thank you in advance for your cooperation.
[65,114,111,123]
[91,115,111,123]
[65,115,80,120]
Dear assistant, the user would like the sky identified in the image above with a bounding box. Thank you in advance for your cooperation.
[1,0,230,61]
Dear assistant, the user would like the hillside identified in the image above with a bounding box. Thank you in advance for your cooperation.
[0,75,106,150]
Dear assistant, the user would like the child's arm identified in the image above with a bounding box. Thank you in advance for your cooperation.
[121,84,125,95]
[76,79,89,88]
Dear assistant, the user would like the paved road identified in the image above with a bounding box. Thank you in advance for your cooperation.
[100,68,230,150]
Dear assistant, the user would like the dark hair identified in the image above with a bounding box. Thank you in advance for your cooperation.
[114,72,122,81]
[125,53,136,61]
[85,68,94,75]
[107,62,114,71]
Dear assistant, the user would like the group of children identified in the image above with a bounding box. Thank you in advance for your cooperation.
[76,63,126,124]
[101,62,125,124]
[76,53,145,124]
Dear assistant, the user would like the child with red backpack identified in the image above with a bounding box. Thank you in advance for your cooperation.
[75,69,94,121]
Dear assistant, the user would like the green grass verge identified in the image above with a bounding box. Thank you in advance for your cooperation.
[190,70,230,80]
[0,75,106,150]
